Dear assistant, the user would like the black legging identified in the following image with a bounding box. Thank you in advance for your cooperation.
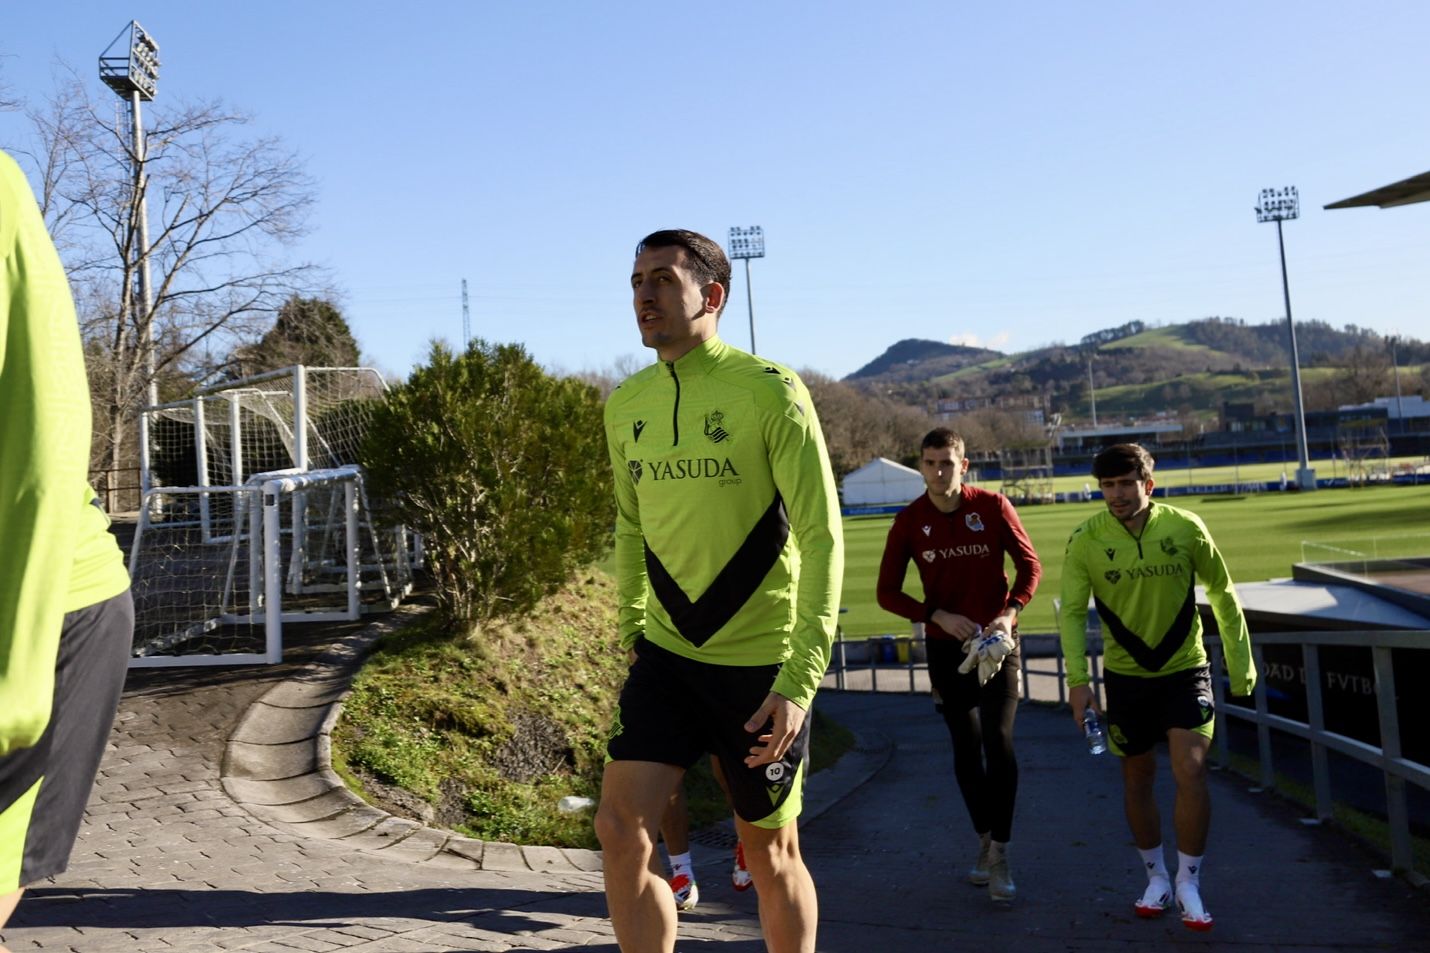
[926,637,1020,843]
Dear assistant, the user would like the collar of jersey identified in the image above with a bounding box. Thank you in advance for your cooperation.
[666,335,728,375]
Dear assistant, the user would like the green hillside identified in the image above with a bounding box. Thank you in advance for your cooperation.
[849,319,1428,425]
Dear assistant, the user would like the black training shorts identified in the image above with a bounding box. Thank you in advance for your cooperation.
[0,589,133,891]
[1104,665,1215,758]
[606,638,810,829]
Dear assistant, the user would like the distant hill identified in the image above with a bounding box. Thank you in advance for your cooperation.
[846,338,1004,382]
[845,318,1429,424]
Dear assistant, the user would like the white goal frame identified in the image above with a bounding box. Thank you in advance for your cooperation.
[127,466,413,667]
[129,365,417,667]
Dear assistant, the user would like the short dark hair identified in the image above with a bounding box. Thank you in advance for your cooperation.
[1093,443,1155,481]
[635,229,732,315]
[921,427,966,456]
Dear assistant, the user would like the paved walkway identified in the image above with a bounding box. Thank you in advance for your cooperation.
[5,616,1429,952]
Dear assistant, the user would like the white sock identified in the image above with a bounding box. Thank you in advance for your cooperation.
[1175,850,1203,887]
[1176,879,1208,921]
[668,850,693,881]
[1138,845,1170,884]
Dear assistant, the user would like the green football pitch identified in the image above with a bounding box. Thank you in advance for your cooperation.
[842,482,1430,638]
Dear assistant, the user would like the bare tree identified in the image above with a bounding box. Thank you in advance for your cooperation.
[11,74,323,486]
[802,371,934,477]
[1329,341,1392,407]
[565,353,646,398]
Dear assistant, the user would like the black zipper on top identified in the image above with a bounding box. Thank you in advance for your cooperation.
[1120,507,1151,559]
[666,362,681,445]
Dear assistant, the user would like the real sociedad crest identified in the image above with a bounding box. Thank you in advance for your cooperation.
[965,512,985,532]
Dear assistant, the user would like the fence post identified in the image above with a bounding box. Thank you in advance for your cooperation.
[263,480,284,664]
[1372,644,1413,874]
[345,477,360,619]
[1303,644,1333,821]
[1253,644,1274,790]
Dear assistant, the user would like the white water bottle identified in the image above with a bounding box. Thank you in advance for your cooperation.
[1083,706,1108,755]
[557,795,596,814]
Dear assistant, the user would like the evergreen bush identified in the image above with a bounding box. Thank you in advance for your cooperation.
[362,340,612,624]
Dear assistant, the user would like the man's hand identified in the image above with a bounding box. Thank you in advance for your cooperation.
[985,609,1017,638]
[743,691,807,767]
[930,609,980,641]
[1069,683,1098,732]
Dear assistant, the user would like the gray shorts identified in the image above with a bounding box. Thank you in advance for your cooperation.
[0,590,133,890]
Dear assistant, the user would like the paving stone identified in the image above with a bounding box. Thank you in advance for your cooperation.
[226,739,319,780]
[230,703,331,745]
[248,789,355,825]
[475,841,530,872]
[279,805,386,840]
[559,847,603,873]
[519,845,571,873]
[258,678,350,710]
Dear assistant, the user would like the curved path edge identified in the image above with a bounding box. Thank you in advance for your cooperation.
[221,606,893,876]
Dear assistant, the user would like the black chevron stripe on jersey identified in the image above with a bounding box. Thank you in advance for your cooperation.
[644,494,790,647]
[1094,582,1196,673]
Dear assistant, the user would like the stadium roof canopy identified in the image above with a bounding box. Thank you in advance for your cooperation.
[1325,170,1430,209]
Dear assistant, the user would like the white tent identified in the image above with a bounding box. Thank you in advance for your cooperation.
[841,457,924,506]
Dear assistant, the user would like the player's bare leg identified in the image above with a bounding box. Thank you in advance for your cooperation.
[597,761,684,953]
[736,815,817,953]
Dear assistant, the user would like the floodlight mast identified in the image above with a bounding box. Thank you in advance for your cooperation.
[1255,186,1316,491]
[100,21,161,493]
[728,226,765,355]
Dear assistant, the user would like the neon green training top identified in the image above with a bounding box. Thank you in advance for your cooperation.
[0,150,130,758]
[603,336,844,709]
[1058,500,1256,696]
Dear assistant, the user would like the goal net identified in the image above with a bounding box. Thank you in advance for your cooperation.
[142,366,386,540]
[130,366,417,666]
[128,467,414,665]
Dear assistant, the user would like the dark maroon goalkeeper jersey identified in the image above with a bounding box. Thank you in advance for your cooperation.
[876,485,1041,640]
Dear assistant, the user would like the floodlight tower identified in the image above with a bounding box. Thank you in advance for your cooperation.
[728,226,765,355]
[1255,186,1316,491]
[1389,334,1405,421]
[100,21,161,492]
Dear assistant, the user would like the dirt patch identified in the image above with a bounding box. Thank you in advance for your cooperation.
[489,710,574,783]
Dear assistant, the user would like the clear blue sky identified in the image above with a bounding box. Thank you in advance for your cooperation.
[3,2,1428,381]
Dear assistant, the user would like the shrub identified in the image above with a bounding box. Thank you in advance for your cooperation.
[361,340,612,624]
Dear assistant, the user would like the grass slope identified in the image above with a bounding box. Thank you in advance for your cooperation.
[333,570,859,847]
[332,572,628,849]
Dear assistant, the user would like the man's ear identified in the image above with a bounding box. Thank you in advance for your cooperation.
[703,281,726,315]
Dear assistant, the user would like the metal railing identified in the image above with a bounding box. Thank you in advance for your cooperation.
[827,628,1105,706]
[826,625,1430,883]
[1208,628,1430,885]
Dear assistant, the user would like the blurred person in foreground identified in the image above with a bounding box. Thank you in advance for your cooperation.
[1059,443,1255,932]
[0,149,133,950]
[597,229,842,953]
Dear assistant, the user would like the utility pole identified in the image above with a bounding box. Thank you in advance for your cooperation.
[462,278,471,346]
[1087,354,1098,428]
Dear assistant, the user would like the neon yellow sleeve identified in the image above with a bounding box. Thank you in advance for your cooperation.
[766,375,843,709]
[603,389,646,652]
[1194,524,1257,696]
[1058,527,1094,688]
